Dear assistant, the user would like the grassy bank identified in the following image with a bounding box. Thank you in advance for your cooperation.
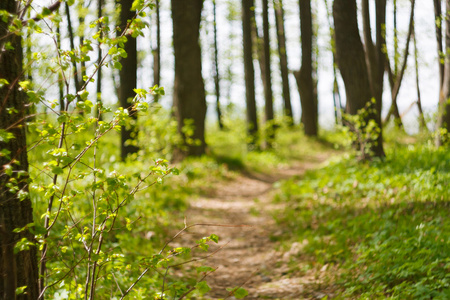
[273,143,450,299]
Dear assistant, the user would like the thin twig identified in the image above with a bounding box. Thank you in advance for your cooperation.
[159,223,252,255]
[178,268,217,300]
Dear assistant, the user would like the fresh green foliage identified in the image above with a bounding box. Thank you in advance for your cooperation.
[0,1,236,298]
[273,143,450,298]
[339,99,382,160]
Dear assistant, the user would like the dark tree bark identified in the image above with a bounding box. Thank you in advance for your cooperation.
[412,22,427,131]
[242,0,259,146]
[393,0,399,76]
[118,0,139,159]
[250,4,266,97]
[57,19,65,111]
[212,0,224,130]
[333,0,370,113]
[78,1,87,98]
[384,0,415,128]
[172,0,207,156]
[96,0,103,119]
[436,0,450,146]
[434,0,444,90]
[0,1,39,298]
[333,0,385,158]
[153,0,161,102]
[262,0,274,146]
[273,0,293,124]
[324,0,343,124]
[65,2,81,96]
[361,0,386,118]
[294,0,318,137]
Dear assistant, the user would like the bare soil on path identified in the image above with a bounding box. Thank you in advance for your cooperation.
[175,155,333,299]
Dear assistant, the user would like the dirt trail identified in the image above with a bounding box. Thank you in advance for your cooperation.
[176,155,331,299]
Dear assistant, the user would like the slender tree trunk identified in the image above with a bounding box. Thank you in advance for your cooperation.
[243,0,259,146]
[361,0,386,117]
[172,0,207,157]
[65,2,81,95]
[333,0,385,159]
[262,0,274,146]
[78,1,86,100]
[118,0,139,159]
[96,0,103,119]
[434,0,444,90]
[334,0,370,113]
[0,1,39,298]
[212,0,224,129]
[251,4,266,97]
[273,0,293,124]
[153,0,161,102]
[384,0,415,128]
[362,0,386,155]
[324,0,342,124]
[393,0,399,76]
[294,0,318,136]
[436,0,450,146]
[57,21,65,111]
[412,22,427,131]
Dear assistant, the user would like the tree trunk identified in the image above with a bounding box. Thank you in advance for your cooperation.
[172,0,207,157]
[212,0,224,130]
[0,1,39,298]
[384,0,415,128]
[153,0,161,102]
[96,0,103,119]
[251,4,266,99]
[57,20,65,112]
[393,0,399,76]
[78,1,87,101]
[65,3,81,96]
[294,0,318,137]
[412,22,427,131]
[118,0,139,159]
[323,0,342,124]
[434,0,444,90]
[333,0,385,159]
[436,0,450,146]
[262,0,274,146]
[361,0,386,118]
[242,0,259,146]
[273,0,293,124]
[334,0,371,113]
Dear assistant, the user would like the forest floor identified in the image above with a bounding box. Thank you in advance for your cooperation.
[175,153,335,299]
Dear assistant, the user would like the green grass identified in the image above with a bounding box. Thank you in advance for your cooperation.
[273,143,450,299]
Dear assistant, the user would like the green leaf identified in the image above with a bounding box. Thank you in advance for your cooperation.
[113,61,122,70]
[196,266,215,273]
[14,238,35,254]
[78,89,89,101]
[171,168,180,175]
[0,78,9,88]
[51,165,64,175]
[234,287,248,298]
[195,281,211,295]
[198,243,209,252]
[0,129,15,142]
[226,287,249,299]
[209,234,219,243]
[0,148,11,159]
[16,286,27,295]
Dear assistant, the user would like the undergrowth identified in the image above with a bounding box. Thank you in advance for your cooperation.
[273,142,450,299]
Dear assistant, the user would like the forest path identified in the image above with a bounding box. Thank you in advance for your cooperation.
[176,154,331,299]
